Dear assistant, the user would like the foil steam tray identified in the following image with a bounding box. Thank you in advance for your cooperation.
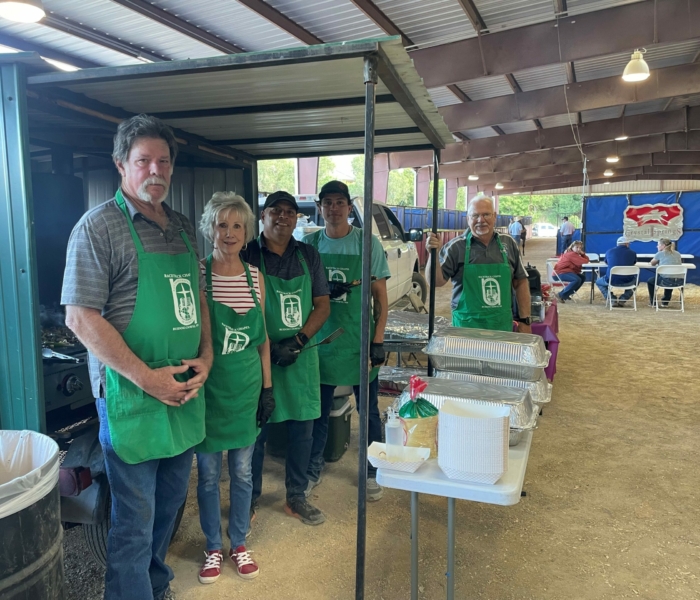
[424,327,551,382]
[434,369,552,404]
[394,377,538,432]
[385,311,449,341]
[378,366,427,392]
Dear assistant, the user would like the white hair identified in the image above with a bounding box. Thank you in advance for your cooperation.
[199,192,255,244]
[467,194,496,214]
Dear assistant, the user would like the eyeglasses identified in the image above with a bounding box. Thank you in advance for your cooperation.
[469,212,494,221]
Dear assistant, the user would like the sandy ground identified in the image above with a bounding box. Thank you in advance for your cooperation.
[64,237,700,600]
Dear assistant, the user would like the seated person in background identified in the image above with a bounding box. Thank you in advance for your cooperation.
[553,240,589,303]
[595,236,637,307]
[646,238,683,307]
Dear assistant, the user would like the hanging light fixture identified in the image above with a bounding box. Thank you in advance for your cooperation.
[495,183,504,190]
[622,49,650,82]
[604,181,611,185]
[614,135,628,141]
[468,174,479,181]
[606,155,620,163]
[604,169,614,176]
[0,0,45,23]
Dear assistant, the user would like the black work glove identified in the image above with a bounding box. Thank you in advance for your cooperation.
[270,336,302,367]
[328,280,354,299]
[257,387,276,428]
[370,342,385,367]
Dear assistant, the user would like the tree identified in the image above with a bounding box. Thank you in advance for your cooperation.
[317,156,336,190]
[456,187,466,211]
[386,168,415,205]
[497,194,583,226]
[258,159,295,194]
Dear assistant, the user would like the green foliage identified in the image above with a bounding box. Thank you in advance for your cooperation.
[456,187,466,211]
[349,155,365,199]
[387,168,415,205]
[258,159,295,195]
[498,194,583,227]
[427,179,445,209]
[317,156,336,191]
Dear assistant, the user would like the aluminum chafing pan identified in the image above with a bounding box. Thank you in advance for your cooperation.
[434,369,552,404]
[385,311,449,341]
[378,366,427,392]
[394,377,538,432]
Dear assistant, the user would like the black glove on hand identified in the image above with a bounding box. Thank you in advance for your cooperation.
[370,342,385,367]
[328,280,354,299]
[270,336,302,367]
[257,387,276,428]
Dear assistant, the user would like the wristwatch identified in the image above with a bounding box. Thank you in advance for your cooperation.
[516,316,532,325]
[295,332,309,347]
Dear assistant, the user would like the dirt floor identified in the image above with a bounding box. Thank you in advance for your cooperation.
[63,237,700,600]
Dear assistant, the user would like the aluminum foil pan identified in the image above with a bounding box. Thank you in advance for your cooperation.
[434,370,552,404]
[394,377,538,432]
[385,311,449,341]
[378,366,427,392]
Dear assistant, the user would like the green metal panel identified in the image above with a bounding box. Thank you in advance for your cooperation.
[0,62,45,432]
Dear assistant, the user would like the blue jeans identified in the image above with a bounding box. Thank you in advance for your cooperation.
[308,378,382,482]
[96,398,193,600]
[556,272,585,300]
[251,419,313,502]
[595,275,634,301]
[196,444,254,550]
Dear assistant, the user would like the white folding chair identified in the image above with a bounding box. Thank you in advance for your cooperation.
[546,259,577,303]
[587,253,600,262]
[606,266,640,311]
[652,265,687,312]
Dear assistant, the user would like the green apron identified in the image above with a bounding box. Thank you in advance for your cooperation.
[307,230,378,386]
[196,257,265,453]
[259,238,321,423]
[105,190,205,464]
[452,232,514,332]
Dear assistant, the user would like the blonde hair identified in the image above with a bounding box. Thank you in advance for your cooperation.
[199,192,255,244]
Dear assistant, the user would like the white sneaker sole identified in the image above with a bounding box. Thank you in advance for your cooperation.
[198,573,220,584]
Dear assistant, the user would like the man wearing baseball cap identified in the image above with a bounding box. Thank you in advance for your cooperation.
[303,180,391,503]
[241,190,330,526]
[595,236,637,306]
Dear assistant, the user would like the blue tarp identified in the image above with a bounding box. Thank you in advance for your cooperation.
[583,192,700,285]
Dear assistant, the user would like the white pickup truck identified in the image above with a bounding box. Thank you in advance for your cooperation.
[294,196,427,305]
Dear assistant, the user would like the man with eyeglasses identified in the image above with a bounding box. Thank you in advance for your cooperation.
[303,180,391,504]
[240,191,330,526]
[426,194,532,333]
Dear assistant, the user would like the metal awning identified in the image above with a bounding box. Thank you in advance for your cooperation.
[26,37,453,160]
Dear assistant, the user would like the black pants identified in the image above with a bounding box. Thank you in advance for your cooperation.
[646,276,680,306]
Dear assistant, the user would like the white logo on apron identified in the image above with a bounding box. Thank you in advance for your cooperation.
[329,268,348,303]
[170,278,198,326]
[481,277,501,307]
[280,293,302,328]
[222,324,250,354]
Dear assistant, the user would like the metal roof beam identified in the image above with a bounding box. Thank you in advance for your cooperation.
[439,62,700,131]
[234,0,323,45]
[411,0,700,88]
[216,126,420,146]
[348,0,413,46]
[43,15,166,62]
[455,0,487,32]
[0,33,99,69]
[494,174,700,193]
[109,0,245,53]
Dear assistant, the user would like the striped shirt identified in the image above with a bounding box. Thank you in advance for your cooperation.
[200,262,261,315]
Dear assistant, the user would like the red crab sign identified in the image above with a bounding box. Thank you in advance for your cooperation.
[622,203,683,242]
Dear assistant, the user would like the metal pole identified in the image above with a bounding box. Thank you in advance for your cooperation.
[446,497,456,600]
[355,52,378,600]
[411,491,419,600]
[427,149,440,377]
[0,62,44,431]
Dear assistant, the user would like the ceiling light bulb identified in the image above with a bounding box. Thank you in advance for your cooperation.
[0,0,45,23]
[606,155,619,163]
[604,169,614,177]
[604,181,611,185]
[468,174,479,181]
[513,192,520,195]
[495,183,504,190]
[614,135,628,141]
[622,49,650,82]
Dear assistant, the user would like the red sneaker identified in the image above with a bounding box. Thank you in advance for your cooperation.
[229,545,259,579]
[198,550,223,584]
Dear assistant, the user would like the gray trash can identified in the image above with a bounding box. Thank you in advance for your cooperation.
[0,430,64,600]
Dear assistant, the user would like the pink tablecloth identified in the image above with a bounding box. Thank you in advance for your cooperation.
[514,304,559,381]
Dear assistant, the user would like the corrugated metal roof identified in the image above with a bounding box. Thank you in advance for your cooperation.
[512,63,568,92]
[581,106,624,123]
[264,0,384,43]
[540,179,700,194]
[474,0,554,33]
[42,0,220,61]
[623,98,670,116]
[455,75,513,100]
[538,114,577,129]
[0,21,142,66]
[574,39,700,82]
[375,0,477,47]
[497,121,538,134]
[149,0,300,52]
[665,94,700,112]
[566,0,647,18]
[427,86,462,108]
[461,127,500,139]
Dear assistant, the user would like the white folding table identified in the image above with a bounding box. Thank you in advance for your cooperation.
[376,431,533,600]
